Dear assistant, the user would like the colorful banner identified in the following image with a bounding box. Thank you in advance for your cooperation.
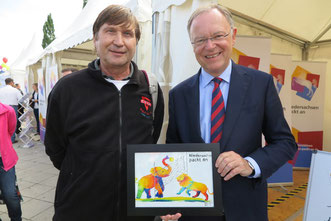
[267,54,293,184]
[291,61,326,168]
[231,36,271,73]
[24,71,29,94]
[37,68,47,141]
[46,65,59,98]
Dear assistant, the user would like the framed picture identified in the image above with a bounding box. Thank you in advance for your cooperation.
[127,143,223,216]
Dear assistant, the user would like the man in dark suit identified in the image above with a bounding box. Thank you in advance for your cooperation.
[162,4,297,221]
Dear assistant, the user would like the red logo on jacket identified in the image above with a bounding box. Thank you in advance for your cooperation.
[140,96,152,118]
[141,96,152,110]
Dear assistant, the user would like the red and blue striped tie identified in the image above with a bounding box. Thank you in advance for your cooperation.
[211,77,225,143]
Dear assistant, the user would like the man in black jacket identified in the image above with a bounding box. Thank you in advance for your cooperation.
[45,5,164,221]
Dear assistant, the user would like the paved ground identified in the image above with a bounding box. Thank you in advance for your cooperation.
[0,140,57,221]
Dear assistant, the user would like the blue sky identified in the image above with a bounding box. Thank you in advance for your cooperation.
[0,0,84,65]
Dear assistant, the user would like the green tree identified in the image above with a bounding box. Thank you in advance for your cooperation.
[83,0,88,8]
[42,14,56,49]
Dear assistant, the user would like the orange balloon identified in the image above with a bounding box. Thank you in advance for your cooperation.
[3,57,8,63]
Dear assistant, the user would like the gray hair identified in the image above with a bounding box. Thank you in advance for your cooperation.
[187,4,234,38]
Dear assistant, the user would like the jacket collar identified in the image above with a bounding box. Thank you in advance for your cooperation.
[220,62,251,151]
[186,69,205,143]
[94,59,134,81]
[88,59,141,86]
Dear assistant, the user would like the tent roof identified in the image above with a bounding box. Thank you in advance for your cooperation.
[27,0,152,66]
[152,0,331,46]
[10,32,43,71]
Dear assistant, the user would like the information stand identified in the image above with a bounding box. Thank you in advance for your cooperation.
[18,93,34,148]
[303,150,331,220]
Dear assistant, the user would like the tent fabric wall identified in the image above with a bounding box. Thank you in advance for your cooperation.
[152,0,219,143]
[152,0,186,13]
[27,62,41,93]
[152,0,219,87]
[235,23,302,60]
[9,69,26,92]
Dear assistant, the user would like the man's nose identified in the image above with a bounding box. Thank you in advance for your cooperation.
[113,33,124,46]
[205,38,216,48]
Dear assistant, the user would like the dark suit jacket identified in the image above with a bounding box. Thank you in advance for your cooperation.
[166,62,297,221]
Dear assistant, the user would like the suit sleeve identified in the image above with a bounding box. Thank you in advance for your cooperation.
[166,89,180,143]
[250,75,297,179]
[44,91,67,170]
[152,84,164,143]
[7,106,17,137]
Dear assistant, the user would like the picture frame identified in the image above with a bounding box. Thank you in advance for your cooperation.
[127,143,223,216]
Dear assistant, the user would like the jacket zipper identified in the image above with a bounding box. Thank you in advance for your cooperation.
[117,90,122,221]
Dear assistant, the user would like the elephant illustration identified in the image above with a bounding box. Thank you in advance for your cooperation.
[136,156,172,199]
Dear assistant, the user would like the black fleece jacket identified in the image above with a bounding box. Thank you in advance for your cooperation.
[45,60,164,221]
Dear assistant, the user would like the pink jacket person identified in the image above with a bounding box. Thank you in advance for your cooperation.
[0,102,19,171]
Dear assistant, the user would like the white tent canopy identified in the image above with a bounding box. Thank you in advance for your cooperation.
[27,0,153,72]
[9,32,43,91]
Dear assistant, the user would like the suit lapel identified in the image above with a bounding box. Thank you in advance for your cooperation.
[221,63,251,151]
[186,70,205,143]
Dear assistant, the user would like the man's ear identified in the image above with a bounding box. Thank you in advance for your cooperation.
[93,35,97,46]
[231,27,237,46]
[93,35,98,56]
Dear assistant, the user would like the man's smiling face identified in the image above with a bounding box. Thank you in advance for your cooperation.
[190,9,237,76]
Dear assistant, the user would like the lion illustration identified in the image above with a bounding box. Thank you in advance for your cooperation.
[176,173,213,201]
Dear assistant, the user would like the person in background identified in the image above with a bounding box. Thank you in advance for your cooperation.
[30,83,39,135]
[45,5,164,221]
[0,102,22,221]
[14,84,23,95]
[61,68,79,77]
[164,4,297,221]
[14,84,24,135]
[0,78,23,143]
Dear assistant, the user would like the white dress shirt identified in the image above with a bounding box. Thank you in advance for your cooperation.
[0,85,23,105]
[33,91,39,109]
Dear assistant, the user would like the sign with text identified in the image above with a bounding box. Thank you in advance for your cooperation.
[291,61,326,168]
[127,143,223,216]
[37,68,46,141]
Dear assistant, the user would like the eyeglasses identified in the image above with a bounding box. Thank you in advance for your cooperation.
[191,33,230,47]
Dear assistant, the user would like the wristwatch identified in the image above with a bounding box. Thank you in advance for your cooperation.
[246,160,255,176]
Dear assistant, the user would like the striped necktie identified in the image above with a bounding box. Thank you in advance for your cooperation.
[211,77,225,143]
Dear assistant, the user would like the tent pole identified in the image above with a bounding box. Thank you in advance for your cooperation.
[311,23,331,45]
[302,43,310,61]
[229,9,306,47]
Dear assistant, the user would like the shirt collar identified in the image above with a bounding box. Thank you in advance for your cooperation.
[94,59,134,81]
[200,60,232,88]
